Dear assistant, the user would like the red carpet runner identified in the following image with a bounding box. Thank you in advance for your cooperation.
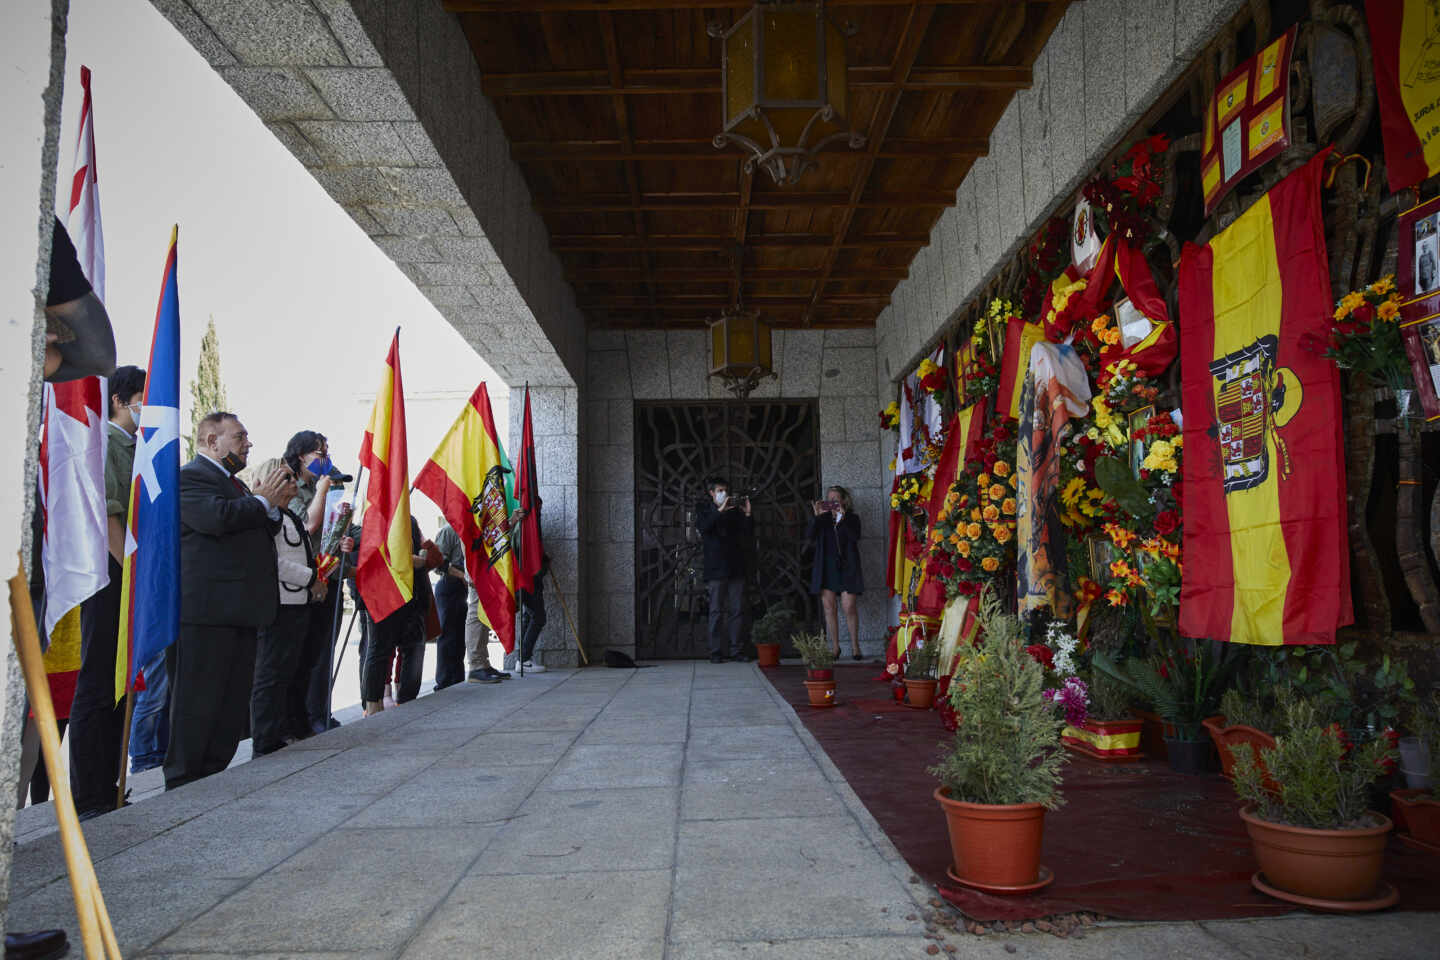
[762,664,1440,922]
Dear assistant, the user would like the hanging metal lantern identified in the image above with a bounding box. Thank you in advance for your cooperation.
[708,0,865,186]
[709,306,776,399]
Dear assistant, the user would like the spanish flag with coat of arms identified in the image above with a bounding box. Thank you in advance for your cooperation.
[1176,150,1351,646]
[415,382,518,653]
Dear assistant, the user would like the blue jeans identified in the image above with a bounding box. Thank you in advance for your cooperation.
[129,649,170,773]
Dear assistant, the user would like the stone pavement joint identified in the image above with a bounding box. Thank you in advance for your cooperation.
[6,663,1438,959]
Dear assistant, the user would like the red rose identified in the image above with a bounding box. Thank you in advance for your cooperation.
[1025,644,1055,670]
[1154,510,1180,536]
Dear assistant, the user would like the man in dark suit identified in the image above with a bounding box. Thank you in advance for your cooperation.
[165,412,293,790]
[695,476,753,664]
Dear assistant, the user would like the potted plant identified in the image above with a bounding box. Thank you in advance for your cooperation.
[1062,668,1144,762]
[1231,699,1399,909]
[791,631,837,707]
[751,605,797,668]
[1095,637,1241,775]
[1204,686,1285,784]
[1392,694,1440,854]
[902,639,940,709]
[928,591,1067,894]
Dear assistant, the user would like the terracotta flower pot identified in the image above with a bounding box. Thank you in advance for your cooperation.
[754,642,781,667]
[803,678,836,708]
[903,678,936,709]
[1204,715,1278,787]
[1132,709,1171,760]
[1239,806,1393,905]
[806,667,834,681]
[1391,788,1440,852]
[934,787,1051,893]
[1062,718,1144,761]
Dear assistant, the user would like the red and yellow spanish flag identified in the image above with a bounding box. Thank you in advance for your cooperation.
[995,316,1045,421]
[1177,151,1351,646]
[415,382,519,653]
[356,331,414,622]
[1367,1,1440,191]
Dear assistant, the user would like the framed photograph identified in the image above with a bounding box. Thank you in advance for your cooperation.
[1401,313,1440,421]
[1113,297,1156,350]
[1127,405,1155,479]
[1088,538,1116,582]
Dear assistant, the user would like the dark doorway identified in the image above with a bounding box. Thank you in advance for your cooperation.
[634,400,820,659]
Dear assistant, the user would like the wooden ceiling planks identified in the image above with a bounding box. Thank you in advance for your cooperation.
[448,0,1070,329]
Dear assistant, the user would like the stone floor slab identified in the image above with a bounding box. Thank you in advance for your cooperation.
[682,758,846,822]
[470,786,678,875]
[431,729,580,769]
[685,724,814,763]
[399,869,671,960]
[668,935,935,960]
[579,716,689,744]
[541,742,684,790]
[344,763,548,828]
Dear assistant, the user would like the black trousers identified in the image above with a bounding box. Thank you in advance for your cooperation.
[70,556,127,813]
[706,577,745,657]
[251,604,310,754]
[362,607,423,704]
[433,576,467,689]
[519,584,546,663]
[301,599,338,730]
[164,623,257,790]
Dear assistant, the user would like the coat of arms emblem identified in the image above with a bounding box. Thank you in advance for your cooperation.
[470,464,513,567]
[1208,335,1302,494]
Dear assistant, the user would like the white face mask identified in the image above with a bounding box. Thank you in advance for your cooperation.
[713,490,728,506]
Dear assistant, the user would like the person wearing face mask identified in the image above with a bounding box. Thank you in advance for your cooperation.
[695,476,753,664]
[283,430,347,736]
[167,412,292,790]
[67,365,146,819]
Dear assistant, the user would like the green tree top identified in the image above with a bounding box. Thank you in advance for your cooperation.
[186,316,230,460]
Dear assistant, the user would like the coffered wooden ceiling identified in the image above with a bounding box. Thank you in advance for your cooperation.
[444,0,1071,328]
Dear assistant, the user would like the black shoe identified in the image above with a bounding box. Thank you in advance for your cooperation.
[731,651,752,662]
[709,654,725,664]
[852,653,864,661]
[5,929,68,960]
[467,669,502,684]
[482,665,511,680]
[252,741,286,757]
[76,807,107,822]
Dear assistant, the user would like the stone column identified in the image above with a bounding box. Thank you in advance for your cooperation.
[0,0,68,935]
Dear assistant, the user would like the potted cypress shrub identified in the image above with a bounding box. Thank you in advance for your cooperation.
[1231,699,1400,910]
[791,631,837,707]
[902,639,940,709]
[750,605,797,668]
[928,591,1067,893]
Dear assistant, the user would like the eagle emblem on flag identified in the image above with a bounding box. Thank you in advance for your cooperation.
[471,464,514,568]
[1207,335,1301,494]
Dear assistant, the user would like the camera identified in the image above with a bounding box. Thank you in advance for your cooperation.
[820,499,842,511]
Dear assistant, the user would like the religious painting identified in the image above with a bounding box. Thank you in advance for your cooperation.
[1128,404,1155,479]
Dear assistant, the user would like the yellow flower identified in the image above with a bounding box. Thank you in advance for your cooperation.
[1091,315,1111,335]
[993,524,1012,544]
[1106,588,1129,607]
[993,461,1011,478]
[1002,497,1017,515]
[989,483,1006,501]
[981,556,1000,572]
[1372,276,1395,295]
[948,533,962,546]
[1061,478,1085,506]
[1109,559,1132,579]
[956,540,972,557]
[977,473,991,488]
[982,505,1000,522]
[970,508,982,523]
[1092,396,1116,430]
[1378,300,1399,322]
[1010,473,1019,488]
[1339,291,1364,315]
[916,357,941,380]
[966,523,982,539]
[888,458,896,472]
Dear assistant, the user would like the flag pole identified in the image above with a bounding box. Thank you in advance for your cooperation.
[115,668,136,810]
[516,382,526,677]
[548,567,589,665]
[327,463,365,728]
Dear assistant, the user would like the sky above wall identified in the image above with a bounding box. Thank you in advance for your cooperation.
[56,0,510,530]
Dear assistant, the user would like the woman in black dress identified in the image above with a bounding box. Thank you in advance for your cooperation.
[809,485,864,660]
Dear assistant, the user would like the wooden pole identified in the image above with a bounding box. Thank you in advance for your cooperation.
[546,568,589,666]
[10,560,122,959]
[115,673,135,810]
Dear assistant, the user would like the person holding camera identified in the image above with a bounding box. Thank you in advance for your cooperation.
[696,476,753,664]
[809,485,864,660]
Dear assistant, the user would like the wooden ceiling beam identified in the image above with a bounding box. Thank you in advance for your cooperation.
[535,191,954,211]
[567,265,908,280]
[510,137,989,160]
[480,64,1029,98]
[549,233,929,251]
[597,10,656,313]
[805,2,937,325]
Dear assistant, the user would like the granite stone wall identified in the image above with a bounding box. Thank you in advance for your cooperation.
[584,329,890,662]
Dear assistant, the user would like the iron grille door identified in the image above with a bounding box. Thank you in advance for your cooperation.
[634,400,819,659]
